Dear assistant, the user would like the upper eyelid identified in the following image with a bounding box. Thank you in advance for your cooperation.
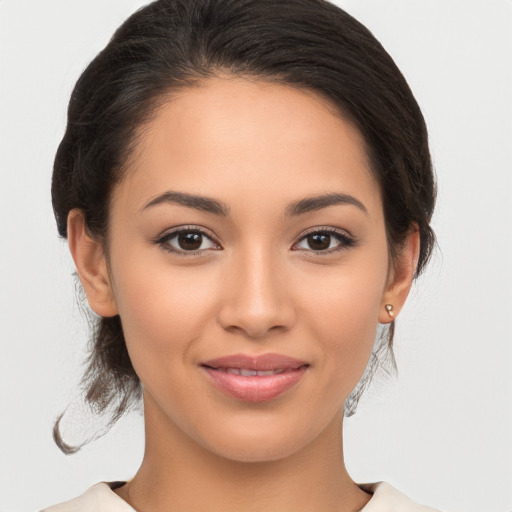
[295,226,353,241]
[156,225,218,241]
[292,227,356,252]
[156,235,218,262]
[154,226,222,255]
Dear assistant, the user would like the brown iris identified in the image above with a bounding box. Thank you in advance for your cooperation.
[306,233,331,251]
[178,231,203,250]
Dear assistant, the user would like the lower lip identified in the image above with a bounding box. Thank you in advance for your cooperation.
[202,366,308,403]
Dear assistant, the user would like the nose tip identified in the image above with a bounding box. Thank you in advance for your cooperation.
[216,256,295,339]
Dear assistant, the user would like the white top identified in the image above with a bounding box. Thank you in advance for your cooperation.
[41,481,441,511]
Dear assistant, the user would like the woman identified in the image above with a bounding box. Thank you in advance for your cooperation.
[42,0,439,509]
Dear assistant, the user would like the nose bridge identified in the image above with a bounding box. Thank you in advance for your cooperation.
[218,242,294,337]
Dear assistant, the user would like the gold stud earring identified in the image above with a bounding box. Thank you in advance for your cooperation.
[385,304,394,318]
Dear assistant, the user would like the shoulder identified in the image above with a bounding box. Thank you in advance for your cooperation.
[40,482,134,512]
[360,482,442,512]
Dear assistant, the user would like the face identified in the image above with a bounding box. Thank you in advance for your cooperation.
[86,77,398,462]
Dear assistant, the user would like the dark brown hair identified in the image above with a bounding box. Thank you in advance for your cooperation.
[52,0,436,453]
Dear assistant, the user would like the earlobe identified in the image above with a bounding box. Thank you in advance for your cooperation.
[379,228,420,324]
[67,209,118,318]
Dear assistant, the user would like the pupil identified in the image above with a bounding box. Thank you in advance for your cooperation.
[308,233,330,250]
[178,232,202,250]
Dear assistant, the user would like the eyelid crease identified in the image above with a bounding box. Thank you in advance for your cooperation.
[296,225,354,239]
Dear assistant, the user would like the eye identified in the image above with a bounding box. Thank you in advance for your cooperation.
[293,229,356,253]
[155,227,221,254]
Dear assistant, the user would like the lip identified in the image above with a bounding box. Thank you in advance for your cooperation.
[201,353,309,403]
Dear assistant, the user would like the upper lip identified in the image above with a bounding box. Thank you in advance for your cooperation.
[201,353,308,371]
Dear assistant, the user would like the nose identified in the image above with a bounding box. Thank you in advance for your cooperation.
[217,248,296,339]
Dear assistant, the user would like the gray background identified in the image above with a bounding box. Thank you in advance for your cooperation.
[0,1,511,510]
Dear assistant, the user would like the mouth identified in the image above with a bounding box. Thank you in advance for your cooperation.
[200,353,309,403]
[207,367,289,376]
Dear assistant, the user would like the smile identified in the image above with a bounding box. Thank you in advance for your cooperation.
[201,353,309,402]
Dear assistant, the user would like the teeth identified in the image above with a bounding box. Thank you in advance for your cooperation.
[222,368,286,376]
[240,369,258,376]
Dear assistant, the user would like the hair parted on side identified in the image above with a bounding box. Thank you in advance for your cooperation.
[51,0,436,453]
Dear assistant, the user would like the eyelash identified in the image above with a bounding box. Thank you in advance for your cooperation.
[293,227,357,255]
[153,226,357,256]
[153,225,221,256]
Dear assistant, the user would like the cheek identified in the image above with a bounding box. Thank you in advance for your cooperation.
[300,257,388,396]
[110,254,219,376]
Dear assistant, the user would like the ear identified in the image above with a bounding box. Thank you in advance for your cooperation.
[378,227,420,324]
[67,209,118,317]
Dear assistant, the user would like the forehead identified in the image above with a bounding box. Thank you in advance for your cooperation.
[116,76,381,217]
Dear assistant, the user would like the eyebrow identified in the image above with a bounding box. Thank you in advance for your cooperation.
[142,191,230,216]
[284,193,367,217]
[142,191,367,217]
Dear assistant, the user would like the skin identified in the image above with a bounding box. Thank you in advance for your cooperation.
[68,76,419,512]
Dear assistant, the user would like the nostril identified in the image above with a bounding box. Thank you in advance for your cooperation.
[217,303,296,339]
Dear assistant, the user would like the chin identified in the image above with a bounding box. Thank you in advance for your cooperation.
[193,413,332,464]
[206,436,305,464]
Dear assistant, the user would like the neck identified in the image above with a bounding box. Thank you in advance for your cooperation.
[115,394,370,512]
